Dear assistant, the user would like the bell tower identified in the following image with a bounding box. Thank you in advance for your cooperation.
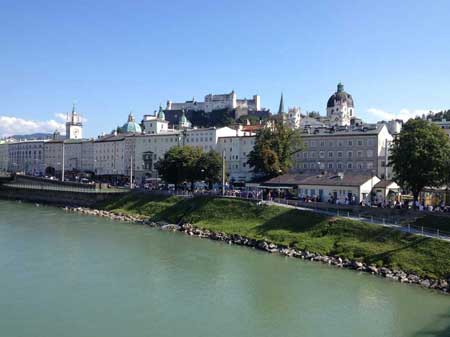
[66,103,83,139]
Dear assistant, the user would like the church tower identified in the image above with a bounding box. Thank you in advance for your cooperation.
[66,103,83,139]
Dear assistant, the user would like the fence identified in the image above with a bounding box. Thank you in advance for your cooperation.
[2,183,128,194]
[270,197,450,241]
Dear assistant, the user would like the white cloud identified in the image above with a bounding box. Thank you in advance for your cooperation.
[54,113,68,122]
[0,116,65,138]
[54,112,88,123]
[367,108,442,122]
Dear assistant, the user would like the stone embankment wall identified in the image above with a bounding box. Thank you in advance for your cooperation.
[0,186,126,207]
[65,206,450,295]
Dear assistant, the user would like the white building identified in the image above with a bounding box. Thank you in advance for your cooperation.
[43,139,95,176]
[8,140,46,175]
[217,135,256,183]
[133,126,239,182]
[94,134,134,177]
[142,106,172,135]
[326,83,354,126]
[294,124,393,179]
[166,91,261,113]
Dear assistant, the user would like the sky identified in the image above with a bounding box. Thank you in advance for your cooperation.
[1,0,450,138]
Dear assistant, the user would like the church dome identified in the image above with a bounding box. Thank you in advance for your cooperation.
[327,83,354,108]
[120,113,142,133]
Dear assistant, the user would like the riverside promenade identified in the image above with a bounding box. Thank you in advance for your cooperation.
[262,199,450,242]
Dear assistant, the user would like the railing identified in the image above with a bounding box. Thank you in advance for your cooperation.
[269,197,450,241]
[2,183,128,194]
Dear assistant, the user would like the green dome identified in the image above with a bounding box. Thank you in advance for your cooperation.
[157,105,165,120]
[120,113,142,133]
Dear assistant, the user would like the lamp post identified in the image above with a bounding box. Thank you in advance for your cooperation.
[222,149,226,196]
[61,141,65,182]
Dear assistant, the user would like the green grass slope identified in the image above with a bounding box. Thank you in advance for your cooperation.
[98,192,450,280]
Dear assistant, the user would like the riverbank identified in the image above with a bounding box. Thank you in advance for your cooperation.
[64,192,450,293]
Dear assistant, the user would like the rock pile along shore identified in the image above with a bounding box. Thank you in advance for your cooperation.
[64,206,450,294]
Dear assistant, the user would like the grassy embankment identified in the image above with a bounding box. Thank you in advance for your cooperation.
[98,192,450,280]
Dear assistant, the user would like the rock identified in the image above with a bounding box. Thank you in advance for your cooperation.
[160,224,180,232]
[420,279,431,288]
[352,261,364,270]
[367,265,378,274]
[439,279,448,289]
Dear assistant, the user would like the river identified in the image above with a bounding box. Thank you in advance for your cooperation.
[0,200,449,337]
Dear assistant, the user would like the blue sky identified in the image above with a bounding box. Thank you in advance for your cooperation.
[1,0,449,137]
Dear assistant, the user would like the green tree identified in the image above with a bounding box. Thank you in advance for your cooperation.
[196,150,222,189]
[155,146,202,190]
[247,122,303,177]
[389,118,450,202]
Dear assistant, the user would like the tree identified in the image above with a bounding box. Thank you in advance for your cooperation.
[247,122,303,177]
[389,118,450,202]
[196,150,222,189]
[155,146,202,189]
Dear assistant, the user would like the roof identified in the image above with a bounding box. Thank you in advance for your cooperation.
[297,174,374,187]
[373,180,399,189]
[301,124,384,137]
[327,83,354,108]
[262,173,312,187]
[263,173,375,188]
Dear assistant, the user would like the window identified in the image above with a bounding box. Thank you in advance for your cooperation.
[338,140,343,147]
[348,140,353,146]
[357,139,363,146]
[357,162,364,169]
[337,162,343,169]
[357,151,363,158]
[328,163,333,169]
[319,151,325,158]
[367,162,374,169]
[367,150,373,158]
[347,151,353,158]
[320,141,325,147]
[337,151,343,158]
[347,162,353,169]
[328,151,333,158]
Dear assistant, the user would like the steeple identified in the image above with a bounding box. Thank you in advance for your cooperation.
[128,111,135,122]
[157,104,165,120]
[278,93,285,114]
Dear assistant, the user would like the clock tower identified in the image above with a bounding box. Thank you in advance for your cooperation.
[66,103,83,139]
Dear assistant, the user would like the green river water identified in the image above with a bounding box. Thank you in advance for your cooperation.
[0,200,449,337]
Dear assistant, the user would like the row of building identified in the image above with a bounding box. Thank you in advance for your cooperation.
[0,84,401,189]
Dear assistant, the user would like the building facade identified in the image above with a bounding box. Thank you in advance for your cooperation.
[217,135,256,183]
[8,140,46,175]
[293,124,393,179]
[133,127,239,182]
